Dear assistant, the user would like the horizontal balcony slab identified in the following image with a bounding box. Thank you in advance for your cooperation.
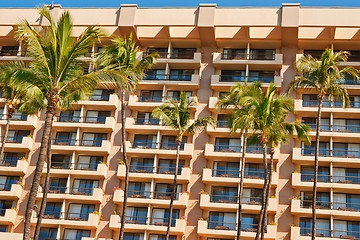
[0,184,23,199]
[213,52,283,68]
[76,94,119,109]
[0,115,39,129]
[117,165,190,183]
[140,74,199,90]
[51,140,111,154]
[4,137,33,152]
[125,141,193,158]
[31,212,100,229]
[52,117,116,132]
[295,99,360,115]
[36,187,104,203]
[0,159,28,175]
[113,189,189,208]
[202,168,278,187]
[200,194,277,213]
[0,233,23,240]
[0,209,17,225]
[128,95,197,112]
[125,117,191,134]
[109,214,186,235]
[42,162,107,179]
[210,75,282,90]
[197,220,277,239]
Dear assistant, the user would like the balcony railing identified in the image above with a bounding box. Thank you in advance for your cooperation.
[214,145,242,152]
[302,147,360,158]
[217,120,230,128]
[304,123,360,132]
[5,136,27,144]
[208,221,261,232]
[0,158,23,167]
[301,173,360,184]
[123,216,177,227]
[134,118,160,125]
[144,51,195,59]
[139,96,163,102]
[53,139,106,147]
[89,94,111,101]
[56,116,108,124]
[0,183,17,191]
[300,199,360,211]
[127,190,180,200]
[221,53,275,60]
[129,165,183,175]
[211,169,265,179]
[45,186,98,196]
[131,141,185,150]
[42,211,92,221]
[50,162,100,171]
[210,195,262,205]
[144,74,192,81]
[302,100,360,108]
[300,227,360,239]
[0,208,12,216]
[219,75,274,83]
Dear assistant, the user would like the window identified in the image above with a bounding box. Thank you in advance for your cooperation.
[0,46,18,56]
[158,159,185,174]
[300,217,330,237]
[0,176,19,191]
[208,212,237,230]
[72,179,99,195]
[1,152,25,166]
[242,188,263,205]
[222,49,247,60]
[85,111,111,124]
[44,202,62,219]
[244,163,265,179]
[0,200,13,216]
[248,71,275,82]
[302,142,330,156]
[11,109,28,121]
[149,235,176,240]
[301,166,330,182]
[124,233,144,240]
[67,204,95,221]
[63,229,90,240]
[126,207,147,224]
[90,89,114,101]
[213,162,239,177]
[211,186,238,203]
[155,183,182,200]
[54,132,76,145]
[140,90,163,102]
[151,208,179,227]
[130,158,154,173]
[166,91,192,101]
[59,110,80,122]
[146,48,168,58]
[49,178,67,194]
[217,114,230,128]
[215,138,241,152]
[333,167,360,184]
[169,69,194,81]
[333,143,360,158]
[6,130,30,143]
[81,133,107,147]
[51,154,72,169]
[171,48,196,59]
[0,225,7,232]
[128,182,151,198]
[136,112,159,125]
[133,135,157,149]
[249,49,275,60]
[300,191,330,209]
[76,156,103,170]
[220,70,246,82]
[161,136,187,150]
[39,227,57,240]
[145,69,166,80]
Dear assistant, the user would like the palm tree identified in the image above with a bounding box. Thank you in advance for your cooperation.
[287,49,359,240]
[96,34,157,240]
[5,7,111,240]
[152,91,215,240]
[216,82,258,240]
[240,83,310,240]
[0,62,41,162]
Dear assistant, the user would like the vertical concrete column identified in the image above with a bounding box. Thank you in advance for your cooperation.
[153,154,158,173]
[71,151,76,170]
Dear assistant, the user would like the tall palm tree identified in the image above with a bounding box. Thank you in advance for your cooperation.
[96,34,157,240]
[287,49,359,240]
[216,82,258,240]
[152,91,215,240]
[0,62,41,162]
[5,7,111,240]
[240,83,310,240]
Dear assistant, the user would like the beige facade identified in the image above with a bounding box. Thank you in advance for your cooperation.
[0,3,360,240]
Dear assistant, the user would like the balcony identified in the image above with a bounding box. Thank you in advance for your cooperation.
[0,233,22,240]
[211,75,282,89]
[51,139,111,154]
[292,147,360,164]
[113,189,189,208]
[202,168,278,188]
[141,74,199,89]
[128,95,198,111]
[76,94,119,109]
[0,184,22,199]
[31,211,100,229]
[291,199,360,220]
[36,187,103,203]
[297,53,360,69]
[0,114,39,129]
[200,193,277,213]
[109,214,186,235]
[141,51,201,67]
[197,220,277,239]
[0,209,17,225]
[204,143,279,161]
[125,141,193,158]
[0,159,28,175]
[117,164,191,183]
[295,99,360,115]
[43,162,107,178]
[292,172,360,194]
[53,116,116,132]
[125,117,172,133]
[291,226,360,240]
[213,52,283,68]
[0,50,30,61]
[4,136,33,152]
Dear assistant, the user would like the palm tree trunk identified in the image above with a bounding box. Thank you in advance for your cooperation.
[165,139,181,240]
[260,146,274,240]
[119,90,129,240]
[311,98,323,240]
[0,108,13,161]
[255,142,269,240]
[33,119,53,240]
[236,131,247,240]
[23,100,57,240]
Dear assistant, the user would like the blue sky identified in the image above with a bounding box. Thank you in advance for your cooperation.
[2,0,360,8]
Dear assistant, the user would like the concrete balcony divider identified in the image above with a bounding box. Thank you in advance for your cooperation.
[200,193,277,213]
[31,211,100,229]
[109,214,186,234]
[197,219,277,239]
[0,159,28,175]
[0,209,17,224]
[113,189,189,208]
[0,184,23,199]
[117,164,191,183]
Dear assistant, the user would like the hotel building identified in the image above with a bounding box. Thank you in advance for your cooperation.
[0,3,359,240]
